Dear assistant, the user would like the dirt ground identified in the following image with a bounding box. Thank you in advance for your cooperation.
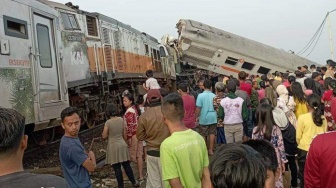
[91,162,147,188]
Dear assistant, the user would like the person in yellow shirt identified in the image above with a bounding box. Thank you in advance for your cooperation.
[291,82,308,119]
[274,72,282,82]
[296,93,327,188]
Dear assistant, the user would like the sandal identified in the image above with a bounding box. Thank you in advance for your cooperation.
[138,177,146,184]
[132,182,140,187]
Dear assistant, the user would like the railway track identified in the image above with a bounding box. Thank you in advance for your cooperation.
[23,123,107,170]
[25,123,105,155]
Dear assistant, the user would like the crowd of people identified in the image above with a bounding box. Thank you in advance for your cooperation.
[1,65,336,188]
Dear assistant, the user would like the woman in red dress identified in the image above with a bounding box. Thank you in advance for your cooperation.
[321,79,336,131]
[123,93,145,182]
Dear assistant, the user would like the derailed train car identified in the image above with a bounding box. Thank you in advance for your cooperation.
[161,19,315,84]
[0,0,176,135]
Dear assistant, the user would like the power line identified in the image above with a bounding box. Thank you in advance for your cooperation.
[305,19,325,57]
[297,14,327,55]
[297,9,336,56]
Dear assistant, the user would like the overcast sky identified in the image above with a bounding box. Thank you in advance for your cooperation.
[55,0,335,65]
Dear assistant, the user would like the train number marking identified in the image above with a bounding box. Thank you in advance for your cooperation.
[0,39,10,55]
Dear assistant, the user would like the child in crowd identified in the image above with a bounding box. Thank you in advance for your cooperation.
[252,103,287,188]
[143,70,160,104]
[210,143,267,188]
[143,70,160,91]
[243,139,279,188]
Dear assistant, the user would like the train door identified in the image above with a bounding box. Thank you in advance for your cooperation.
[33,13,63,121]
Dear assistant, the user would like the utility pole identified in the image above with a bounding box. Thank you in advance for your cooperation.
[327,12,334,60]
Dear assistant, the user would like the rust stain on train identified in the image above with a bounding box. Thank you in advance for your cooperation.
[87,47,156,73]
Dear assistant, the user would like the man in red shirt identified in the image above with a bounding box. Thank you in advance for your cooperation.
[238,71,252,96]
[178,83,196,129]
[305,132,336,188]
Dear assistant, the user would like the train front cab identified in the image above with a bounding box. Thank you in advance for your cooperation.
[0,0,69,132]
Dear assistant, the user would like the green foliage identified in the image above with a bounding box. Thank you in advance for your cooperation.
[0,68,34,123]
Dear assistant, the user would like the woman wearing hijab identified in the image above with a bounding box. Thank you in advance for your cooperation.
[276,85,297,128]
[272,108,298,188]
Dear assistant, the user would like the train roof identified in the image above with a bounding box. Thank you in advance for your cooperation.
[96,13,158,43]
[178,19,316,69]
[39,1,159,43]
[8,0,59,16]
[37,0,76,12]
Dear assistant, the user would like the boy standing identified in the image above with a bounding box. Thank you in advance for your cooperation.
[195,79,217,155]
[220,80,248,143]
[160,93,211,188]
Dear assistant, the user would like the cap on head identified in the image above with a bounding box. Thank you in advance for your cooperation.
[147,89,162,103]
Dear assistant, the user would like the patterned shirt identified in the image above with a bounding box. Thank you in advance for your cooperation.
[250,89,259,110]
[213,93,226,127]
[252,125,288,188]
[124,106,139,139]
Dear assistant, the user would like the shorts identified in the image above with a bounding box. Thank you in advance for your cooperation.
[198,124,216,136]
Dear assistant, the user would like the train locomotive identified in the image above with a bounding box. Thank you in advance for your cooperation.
[1,1,317,141]
[0,0,176,137]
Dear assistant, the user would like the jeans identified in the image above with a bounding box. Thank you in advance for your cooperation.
[285,155,298,187]
[298,149,307,187]
[112,161,136,188]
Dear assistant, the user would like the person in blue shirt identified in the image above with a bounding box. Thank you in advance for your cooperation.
[59,107,96,188]
[195,79,217,155]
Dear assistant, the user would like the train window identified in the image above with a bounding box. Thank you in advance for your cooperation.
[60,12,79,30]
[157,50,161,60]
[159,46,167,57]
[3,15,28,39]
[36,24,52,68]
[145,44,149,55]
[86,16,98,36]
[225,57,238,66]
[241,62,255,70]
[257,66,270,74]
[153,49,157,60]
